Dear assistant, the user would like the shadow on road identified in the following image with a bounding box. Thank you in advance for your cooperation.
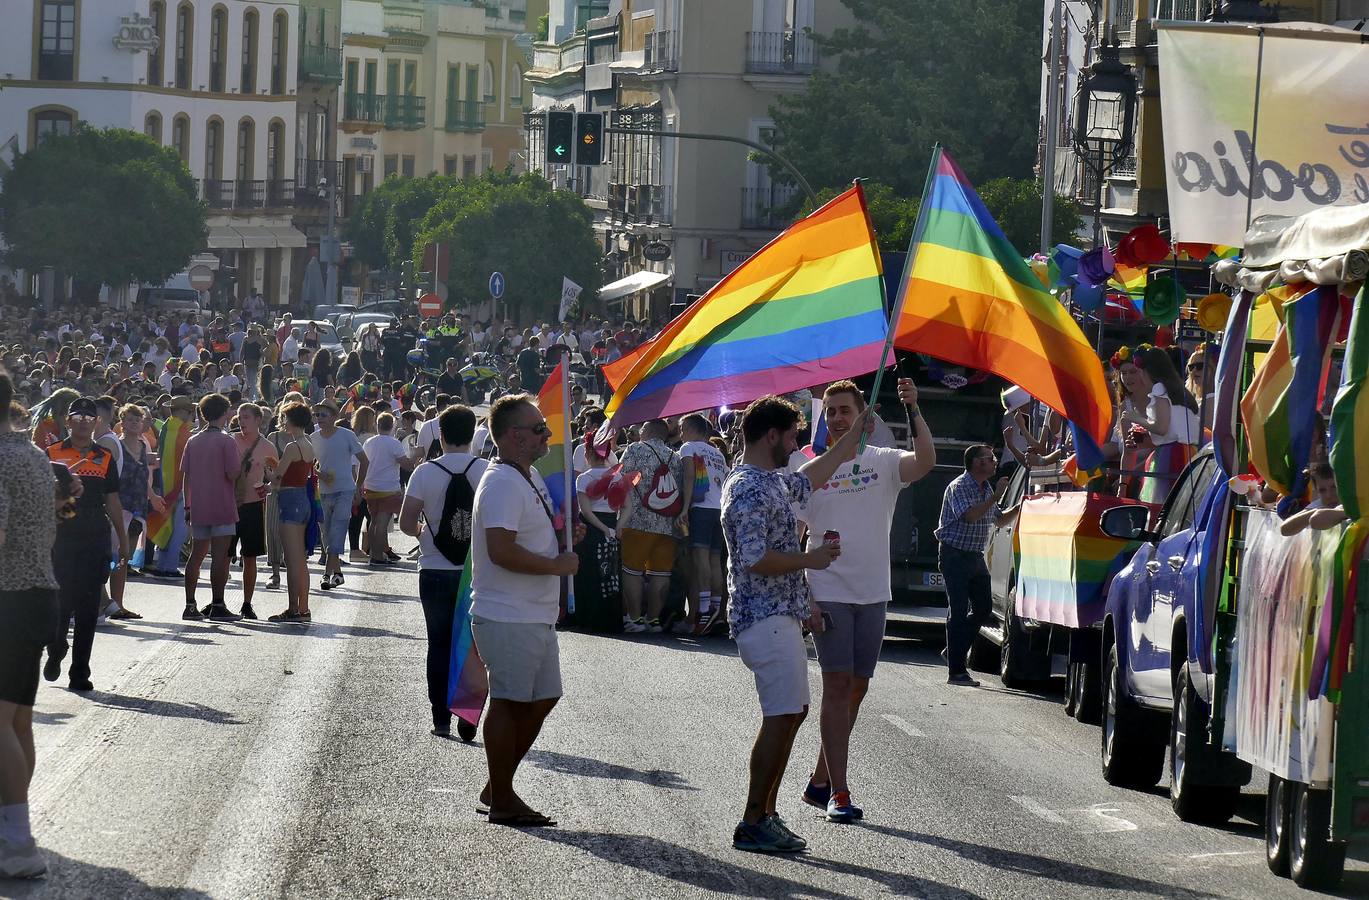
[0,850,212,898]
[858,822,1231,899]
[91,692,243,726]
[525,749,697,791]
[230,620,421,641]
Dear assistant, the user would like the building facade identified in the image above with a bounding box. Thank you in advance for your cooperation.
[525,0,857,320]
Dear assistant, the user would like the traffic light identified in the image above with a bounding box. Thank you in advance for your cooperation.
[574,112,605,166]
[545,110,575,165]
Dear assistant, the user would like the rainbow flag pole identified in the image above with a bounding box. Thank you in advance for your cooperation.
[536,354,576,615]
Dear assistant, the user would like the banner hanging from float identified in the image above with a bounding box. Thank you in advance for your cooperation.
[1157,22,1369,248]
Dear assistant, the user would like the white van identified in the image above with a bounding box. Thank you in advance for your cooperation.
[137,272,203,313]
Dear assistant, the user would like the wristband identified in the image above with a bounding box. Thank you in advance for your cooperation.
[907,406,921,418]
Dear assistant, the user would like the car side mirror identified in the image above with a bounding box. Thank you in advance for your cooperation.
[1100,505,1153,542]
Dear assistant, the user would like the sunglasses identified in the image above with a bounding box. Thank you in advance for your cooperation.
[1187,363,1205,372]
[68,414,96,422]
[514,422,552,436]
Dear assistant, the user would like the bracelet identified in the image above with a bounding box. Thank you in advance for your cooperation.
[907,406,921,418]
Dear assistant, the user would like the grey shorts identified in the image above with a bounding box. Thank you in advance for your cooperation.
[812,601,888,679]
[191,522,237,541]
[472,616,562,702]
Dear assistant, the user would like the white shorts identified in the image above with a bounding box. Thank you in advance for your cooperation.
[735,614,810,716]
[472,616,562,702]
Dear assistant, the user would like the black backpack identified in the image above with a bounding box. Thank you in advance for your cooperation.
[427,458,479,566]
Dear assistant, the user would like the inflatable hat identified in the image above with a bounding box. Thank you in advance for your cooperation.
[1077,246,1116,286]
[1142,276,1184,325]
[1196,291,1232,332]
[1052,244,1085,284]
[1175,242,1214,262]
[1126,224,1171,265]
[1071,276,1104,311]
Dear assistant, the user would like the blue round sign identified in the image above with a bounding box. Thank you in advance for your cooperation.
[488,271,505,299]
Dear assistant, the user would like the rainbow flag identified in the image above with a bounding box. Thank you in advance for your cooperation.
[1109,263,1147,300]
[1240,286,1341,499]
[147,415,190,548]
[446,548,488,727]
[600,184,889,430]
[535,356,574,528]
[891,148,1111,445]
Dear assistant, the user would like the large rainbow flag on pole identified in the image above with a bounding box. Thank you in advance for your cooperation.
[147,415,190,548]
[446,548,488,728]
[600,184,889,431]
[891,147,1111,445]
[537,353,576,614]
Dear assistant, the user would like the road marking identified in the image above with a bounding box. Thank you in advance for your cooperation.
[1188,850,1259,860]
[1083,804,1139,832]
[426,788,460,794]
[1010,795,1067,824]
[882,714,924,738]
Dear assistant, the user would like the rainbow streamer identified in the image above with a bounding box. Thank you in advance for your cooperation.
[892,148,1112,445]
[601,184,889,430]
[147,414,189,548]
[447,548,488,727]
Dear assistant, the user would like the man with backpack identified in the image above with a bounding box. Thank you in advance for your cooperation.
[399,405,488,738]
[616,419,683,633]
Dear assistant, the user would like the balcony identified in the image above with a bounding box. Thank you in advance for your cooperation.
[741,184,800,230]
[745,31,817,75]
[384,95,426,129]
[343,92,383,123]
[299,43,343,81]
[643,30,678,73]
[236,179,264,208]
[202,179,235,210]
[444,99,486,132]
[608,182,672,226]
[1155,0,1202,18]
[200,179,295,210]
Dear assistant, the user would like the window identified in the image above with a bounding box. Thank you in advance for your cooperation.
[172,114,190,163]
[209,7,227,91]
[38,1,76,81]
[404,61,417,95]
[462,156,476,179]
[32,108,74,144]
[444,155,457,176]
[148,1,165,86]
[175,3,193,89]
[510,64,523,105]
[236,120,254,181]
[465,64,479,104]
[242,9,259,93]
[386,61,399,96]
[383,155,397,178]
[345,59,358,98]
[401,155,415,177]
[481,148,492,172]
[267,120,283,181]
[482,61,495,103]
[271,11,287,95]
[364,60,377,97]
[144,112,163,142]
[205,119,223,180]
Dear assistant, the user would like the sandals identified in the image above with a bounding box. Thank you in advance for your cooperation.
[268,610,311,624]
[487,811,556,828]
[108,609,143,620]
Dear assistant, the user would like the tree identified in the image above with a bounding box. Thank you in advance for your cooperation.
[976,177,1084,253]
[0,127,205,294]
[769,0,1041,196]
[414,173,601,322]
[347,173,460,270]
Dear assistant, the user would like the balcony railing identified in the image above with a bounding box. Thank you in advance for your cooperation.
[209,62,225,92]
[384,94,426,130]
[643,30,678,73]
[343,92,383,123]
[236,179,264,208]
[444,99,486,131]
[607,182,672,226]
[200,179,295,210]
[1155,0,1202,20]
[745,31,817,75]
[299,43,343,81]
[741,184,800,230]
[202,178,235,210]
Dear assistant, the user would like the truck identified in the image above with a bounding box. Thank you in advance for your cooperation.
[1096,205,1369,890]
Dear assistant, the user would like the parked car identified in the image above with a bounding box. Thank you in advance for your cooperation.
[312,303,356,323]
[336,311,396,347]
[358,299,405,318]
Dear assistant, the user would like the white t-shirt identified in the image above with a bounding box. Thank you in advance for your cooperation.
[363,433,408,492]
[793,444,910,605]
[472,425,493,457]
[416,417,442,456]
[1144,383,1201,447]
[214,374,241,394]
[405,452,489,571]
[571,441,617,472]
[471,462,560,624]
[576,465,615,514]
[679,439,729,510]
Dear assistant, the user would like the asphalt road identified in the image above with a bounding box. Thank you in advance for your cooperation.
[7,535,1368,900]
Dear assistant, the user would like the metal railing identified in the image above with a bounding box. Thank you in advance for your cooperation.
[745,31,818,75]
[607,182,672,225]
[235,179,264,207]
[202,179,235,209]
[343,92,382,122]
[384,94,426,129]
[298,43,343,81]
[741,184,800,230]
[444,99,486,131]
[1155,0,1202,20]
[200,178,295,209]
[643,30,678,72]
[209,62,225,92]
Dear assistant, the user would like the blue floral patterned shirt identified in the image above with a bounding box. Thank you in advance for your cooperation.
[720,463,812,637]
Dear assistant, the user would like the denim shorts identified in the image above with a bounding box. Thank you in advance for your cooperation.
[277,487,311,525]
[687,507,724,552]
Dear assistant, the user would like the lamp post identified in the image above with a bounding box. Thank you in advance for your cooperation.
[1072,39,1138,248]
[318,173,340,309]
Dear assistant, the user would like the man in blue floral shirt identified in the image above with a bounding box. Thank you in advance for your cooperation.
[720,395,868,854]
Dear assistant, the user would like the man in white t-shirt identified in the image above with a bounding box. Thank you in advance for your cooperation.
[470,394,581,826]
[414,394,453,462]
[677,413,730,633]
[362,413,411,566]
[399,405,488,738]
[790,378,934,824]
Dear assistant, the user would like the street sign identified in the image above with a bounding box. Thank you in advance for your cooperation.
[489,271,505,299]
[419,292,442,318]
[545,110,574,165]
[188,265,213,291]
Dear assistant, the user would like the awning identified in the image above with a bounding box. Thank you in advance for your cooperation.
[207,226,243,249]
[235,226,276,249]
[599,269,671,301]
[269,225,308,248]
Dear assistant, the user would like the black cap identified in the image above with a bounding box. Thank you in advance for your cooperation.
[68,397,97,417]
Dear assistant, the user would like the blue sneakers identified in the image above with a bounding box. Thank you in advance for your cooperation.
[801,780,831,811]
[826,790,864,823]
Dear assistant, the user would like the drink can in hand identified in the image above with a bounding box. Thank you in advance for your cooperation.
[823,529,840,546]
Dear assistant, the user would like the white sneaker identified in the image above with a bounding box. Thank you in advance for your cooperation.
[623,620,647,634]
[0,837,47,879]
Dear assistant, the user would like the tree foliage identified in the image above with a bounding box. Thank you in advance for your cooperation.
[800,182,920,253]
[347,173,460,270]
[0,127,205,290]
[413,172,602,321]
[770,0,1041,196]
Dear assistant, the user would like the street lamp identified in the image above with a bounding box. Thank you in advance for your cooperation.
[1073,41,1137,169]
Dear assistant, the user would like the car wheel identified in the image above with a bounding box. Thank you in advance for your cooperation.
[1075,659,1102,725]
[1000,594,1025,689]
[1064,661,1080,718]
[1290,782,1346,890]
[1100,642,1165,788]
[1170,663,1239,824]
[1266,774,1291,877]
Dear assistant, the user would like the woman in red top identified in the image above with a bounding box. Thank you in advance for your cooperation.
[264,402,316,623]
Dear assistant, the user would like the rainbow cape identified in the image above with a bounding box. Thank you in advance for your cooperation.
[891,148,1111,445]
[535,356,574,528]
[447,548,488,727]
[147,415,190,548]
[600,184,889,430]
